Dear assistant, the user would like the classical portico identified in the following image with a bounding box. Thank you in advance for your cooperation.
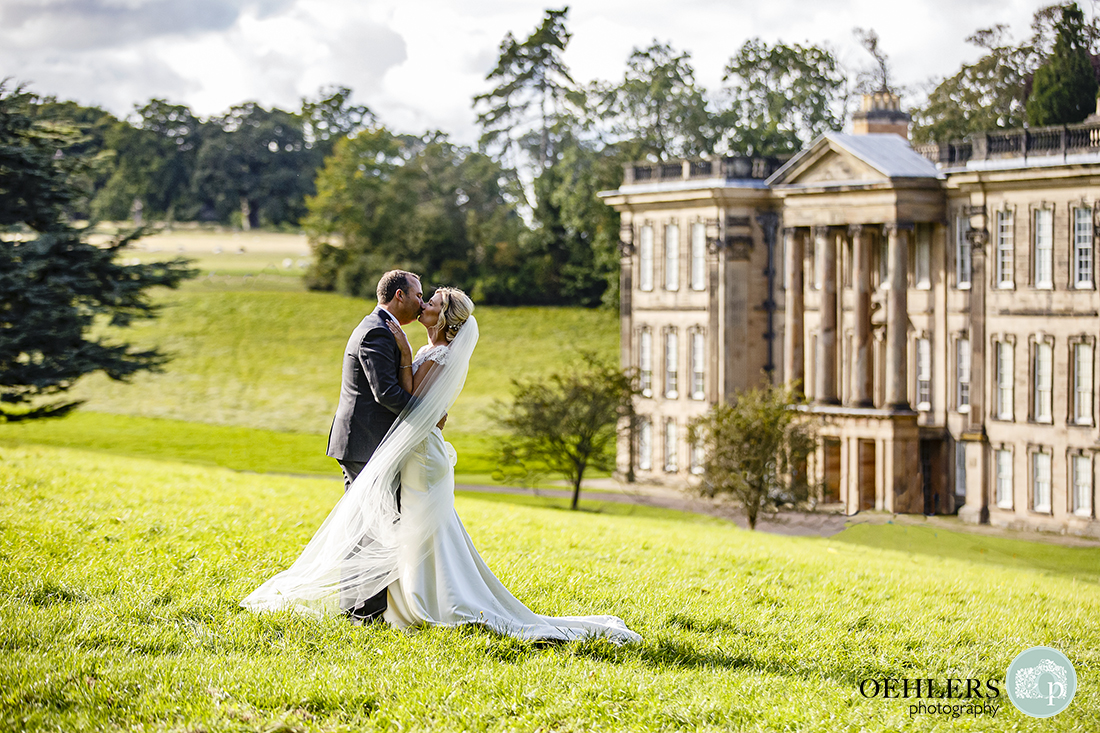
[768,133,945,513]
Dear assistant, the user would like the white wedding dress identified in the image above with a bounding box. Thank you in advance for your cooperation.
[242,319,640,645]
[382,344,641,644]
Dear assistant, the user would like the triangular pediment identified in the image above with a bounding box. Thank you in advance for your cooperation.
[785,145,887,186]
[767,133,942,188]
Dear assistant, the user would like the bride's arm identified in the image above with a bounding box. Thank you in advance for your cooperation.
[412,360,437,393]
[413,354,448,430]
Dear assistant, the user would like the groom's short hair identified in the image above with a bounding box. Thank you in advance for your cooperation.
[377,270,420,304]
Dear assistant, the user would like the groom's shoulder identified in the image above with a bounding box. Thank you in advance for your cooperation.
[350,310,393,342]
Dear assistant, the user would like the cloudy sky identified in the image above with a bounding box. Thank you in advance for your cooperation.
[0,0,1066,143]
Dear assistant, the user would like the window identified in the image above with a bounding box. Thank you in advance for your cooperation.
[1033,340,1053,423]
[665,222,679,291]
[639,329,653,397]
[996,210,1014,287]
[639,225,653,291]
[638,418,652,471]
[995,449,1013,509]
[691,331,705,400]
[664,330,678,398]
[1073,454,1093,517]
[664,419,678,472]
[1074,206,1093,288]
[690,442,705,475]
[915,225,931,288]
[690,222,706,291]
[957,338,971,413]
[1034,208,1053,289]
[1074,341,1093,425]
[916,338,932,410]
[955,214,971,288]
[996,340,1014,420]
[1032,450,1052,513]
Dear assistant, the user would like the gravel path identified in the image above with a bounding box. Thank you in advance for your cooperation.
[455,483,850,537]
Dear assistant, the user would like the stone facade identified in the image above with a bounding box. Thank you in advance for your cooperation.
[600,95,1100,538]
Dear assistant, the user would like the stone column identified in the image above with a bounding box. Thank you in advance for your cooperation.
[884,222,912,409]
[851,224,873,406]
[783,227,805,393]
[815,226,839,404]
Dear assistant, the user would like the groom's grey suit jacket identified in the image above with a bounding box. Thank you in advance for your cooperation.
[326,308,413,463]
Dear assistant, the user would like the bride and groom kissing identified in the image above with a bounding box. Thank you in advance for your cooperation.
[243,270,640,644]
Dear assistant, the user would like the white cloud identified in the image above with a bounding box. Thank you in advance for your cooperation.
[0,0,1063,140]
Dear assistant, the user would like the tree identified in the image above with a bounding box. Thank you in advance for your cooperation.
[603,41,717,161]
[910,25,1035,144]
[688,383,816,530]
[474,7,577,174]
[853,27,893,93]
[1027,2,1099,126]
[303,127,527,300]
[719,38,848,156]
[534,131,623,307]
[0,82,196,421]
[300,86,375,162]
[192,102,312,228]
[492,353,638,510]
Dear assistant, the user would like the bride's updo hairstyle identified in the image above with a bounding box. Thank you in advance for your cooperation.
[435,287,474,342]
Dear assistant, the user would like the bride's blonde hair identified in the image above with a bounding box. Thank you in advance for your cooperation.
[434,287,474,342]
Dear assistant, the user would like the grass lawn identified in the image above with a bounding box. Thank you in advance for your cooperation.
[2,444,1098,732]
[40,284,618,476]
[0,411,578,490]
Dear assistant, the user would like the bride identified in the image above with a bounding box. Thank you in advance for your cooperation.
[242,287,641,644]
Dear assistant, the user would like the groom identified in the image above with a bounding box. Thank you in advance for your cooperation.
[326,269,423,622]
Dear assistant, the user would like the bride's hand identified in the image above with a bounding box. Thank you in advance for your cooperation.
[387,321,412,364]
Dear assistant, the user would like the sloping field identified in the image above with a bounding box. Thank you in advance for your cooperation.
[29,285,620,477]
[2,445,1097,732]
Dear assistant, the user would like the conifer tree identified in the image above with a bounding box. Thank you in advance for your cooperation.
[1027,3,1099,126]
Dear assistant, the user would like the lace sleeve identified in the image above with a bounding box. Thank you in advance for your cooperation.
[424,345,450,366]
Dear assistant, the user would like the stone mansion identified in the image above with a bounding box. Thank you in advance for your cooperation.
[600,93,1100,537]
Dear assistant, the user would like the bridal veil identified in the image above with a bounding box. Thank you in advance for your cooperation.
[242,316,480,616]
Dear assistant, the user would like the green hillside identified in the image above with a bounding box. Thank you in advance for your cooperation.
[2,445,1097,732]
[4,281,618,479]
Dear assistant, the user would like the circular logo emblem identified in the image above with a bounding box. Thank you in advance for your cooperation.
[1006,646,1077,718]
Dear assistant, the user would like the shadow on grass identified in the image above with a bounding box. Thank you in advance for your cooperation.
[458,617,894,687]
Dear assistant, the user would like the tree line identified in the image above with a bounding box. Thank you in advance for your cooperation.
[10,3,1100,308]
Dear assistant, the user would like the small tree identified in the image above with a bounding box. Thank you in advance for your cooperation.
[492,353,637,510]
[1,82,195,421]
[1027,2,1099,126]
[688,383,816,530]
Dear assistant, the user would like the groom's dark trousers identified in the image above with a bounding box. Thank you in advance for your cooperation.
[327,307,413,621]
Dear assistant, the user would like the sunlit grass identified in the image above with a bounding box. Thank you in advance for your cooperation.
[2,445,1098,732]
[45,286,618,474]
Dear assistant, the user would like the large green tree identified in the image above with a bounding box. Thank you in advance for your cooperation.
[0,83,195,421]
[603,41,717,161]
[474,7,577,174]
[303,127,526,301]
[1027,2,1099,126]
[910,26,1035,144]
[192,102,312,228]
[719,38,848,156]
